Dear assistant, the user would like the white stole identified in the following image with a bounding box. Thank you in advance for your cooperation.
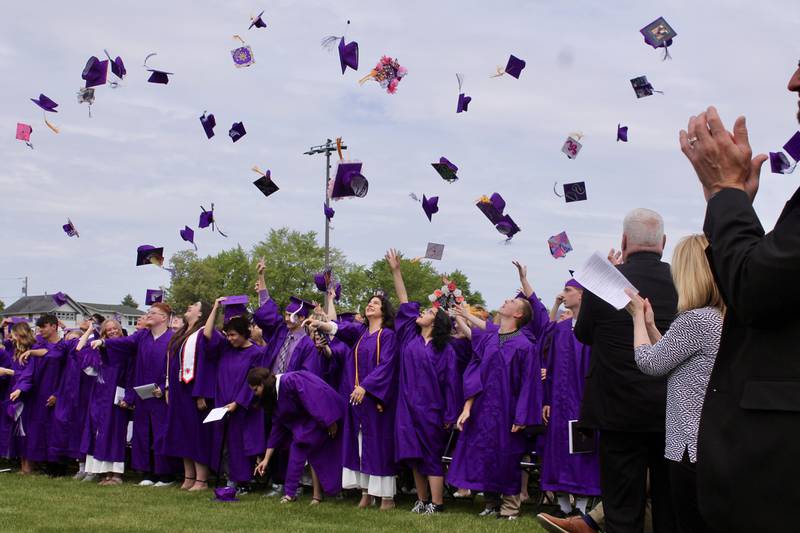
[180,330,201,384]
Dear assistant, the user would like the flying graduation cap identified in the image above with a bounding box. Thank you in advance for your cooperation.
[561,133,584,159]
[136,245,164,267]
[313,268,341,301]
[16,123,33,149]
[143,53,173,84]
[322,20,358,74]
[52,292,68,307]
[63,218,79,238]
[640,17,677,60]
[179,225,197,250]
[329,161,368,199]
[231,35,255,68]
[249,11,266,29]
[324,204,335,221]
[770,131,800,174]
[200,112,216,139]
[30,94,59,133]
[491,54,526,79]
[630,76,662,98]
[456,73,471,113]
[145,289,163,306]
[425,242,444,260]
[82,56,109,88]
[229,122,246,142]
[617,124,629,142]
[548,231,573,259]
[421,195,439,222]
[561,181,588,202]
[432,157,458,182]
[199,204,227,237]
[476,193,520,240]
[104,49,126,83]
[252,166,279,198]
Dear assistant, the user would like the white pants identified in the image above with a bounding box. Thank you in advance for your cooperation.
[341,430,396,498]
[85,454,124,475]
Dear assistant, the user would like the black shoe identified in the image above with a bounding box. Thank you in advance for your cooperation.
[424,503,445,515]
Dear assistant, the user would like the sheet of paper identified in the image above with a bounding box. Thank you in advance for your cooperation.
[203,406,229,424]
[82,366,98,377]
[114,386,126,405]
[133,383,157,400]
[573,251,638,310]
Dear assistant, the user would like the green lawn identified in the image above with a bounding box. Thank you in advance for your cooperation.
[0,473,550,532]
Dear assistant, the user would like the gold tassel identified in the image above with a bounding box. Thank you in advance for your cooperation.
[358,70,377,85]
[233,35,246,45]
[477,195,490,204]
[251,165,264,176]
[44,117,59,134]
[490,66,505,78]
[335,137,344,160]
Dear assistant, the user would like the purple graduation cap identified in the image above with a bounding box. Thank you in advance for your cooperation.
[563,181,588,202]
[144,53,173,84]
[136,245,164,267]
[422,194,439,222]
[495,215,521,240]
[179,226,197,250]
[548,231,573,259]
[432,157,458,182]
[52,292,68,307]
[199,204,227,237]
[338,37,359,74]
[313,269,341,301]
[783,131,800,161]
[285,296,314,322]
[31,94,58,112]
[769,152,796,174]
[493,54,526,79]
[82,56,109,88]
[200,112,216,139]
[456,73,471,113]
[229,122,246,142]
[640,17,677,59]
[222,295,250,322]
[617,124,629,142]
[630,76,661,98]
[253,169,280,198]
[476,193,506,225]
[329,161,368,199]
[63,218,79,238]
[324,204,335,220]
[104,50,126,80]
[231,36,255,68]
[213,486,238,502]
[145,289,163,306]
[565,278,584,290]
[337,312,357,323]
[249,11,267,29]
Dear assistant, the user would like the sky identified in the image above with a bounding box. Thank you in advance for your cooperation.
[0,0,798,311]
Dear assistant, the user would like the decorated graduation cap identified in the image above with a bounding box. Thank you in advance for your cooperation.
[313,269,341,301]
[229,122,246,142]
[52,292,68,307]
[324,204,335,221]
[82,56,109,88]
[136,245,164,267]
[322,21,359,74]
[617,124,629,142]
[561,181,588,203]
[492,54,526,79]
[548,231,573,259]
[425,242,444,260]
[432,157,458,182]
[231,35,255,68]
[456,73,471,113]
[30,93,59,133]
[476,193,520,240]
[640,17,677,60]
[143,53,173,84]
[199,204,227,237]
[179,225,197,250]
[359,55,407,94]
[422,194,439,222]
[770,152,796,174]
[249,10,266,29]
[145,289,163,305]
[252,166,280,198]
[630,76,662,98]
[16,123,33,149]
[77,88,95,117]
[285,296,314,322]
[222,295,250,322]
[104,50,126,81]
[200,112,216,139]
[428,281,465,310]
[783,131,800,161]
[561,133,584,159]
[63,218,79,238]
[329,156,368,199]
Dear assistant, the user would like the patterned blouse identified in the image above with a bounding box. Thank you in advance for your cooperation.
[634,306,722,462]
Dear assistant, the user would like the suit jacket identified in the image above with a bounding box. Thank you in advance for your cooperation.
[698,188,800,532]
[574,252,677,432]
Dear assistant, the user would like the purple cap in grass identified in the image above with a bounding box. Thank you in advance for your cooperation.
[329,161,368,199]
[640,17,677,49]
[285,296,314,319]
[52,292,68,307]
[338,37,359,74]
[229,122,246,142]
[476,193,507,225]
[617,124,629,142]
[253,170,280,198]
[82,56,109,88]
[783,131,800,161]
[565,278,584,290]
[457,93,471,113]
[200,112,216,139]
[324,204,335,220]
[422,194,439,222]
[136,245,164,267]
[432,157,458,182]
[213,487,238,502]
[31,94,58,112]
[145,289,163,305]
[249,11,266,29]
[504,55,526,78]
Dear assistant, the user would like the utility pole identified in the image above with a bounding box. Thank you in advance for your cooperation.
[22,276,28,297]
[304,139,346,270]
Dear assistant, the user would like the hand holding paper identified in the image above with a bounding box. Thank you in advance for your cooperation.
[574,251,638,310]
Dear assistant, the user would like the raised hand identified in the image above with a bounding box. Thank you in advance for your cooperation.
[608,248,623,265]
[512,260,527,279]
[385,248,401,271]
[256,257,266,274]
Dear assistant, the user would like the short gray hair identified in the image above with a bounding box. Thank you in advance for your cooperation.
[623,208,664,248]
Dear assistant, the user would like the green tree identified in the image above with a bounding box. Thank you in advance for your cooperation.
[0,299,5,312]
[167,246,254,312]
[445,269,485,306]
[120,294,139,309]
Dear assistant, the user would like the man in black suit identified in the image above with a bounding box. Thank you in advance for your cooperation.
[678,62,800,533]
[573,208,678,533]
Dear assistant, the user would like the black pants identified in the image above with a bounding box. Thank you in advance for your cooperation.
[599,430,675,533]
[669,451,713,533]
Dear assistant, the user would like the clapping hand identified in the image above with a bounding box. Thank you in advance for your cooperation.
[624,288,646,317]
[608,248,623,265]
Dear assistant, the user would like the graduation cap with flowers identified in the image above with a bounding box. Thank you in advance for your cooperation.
[428,280,465,310]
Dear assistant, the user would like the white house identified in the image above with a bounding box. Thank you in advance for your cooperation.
[0,294,144,330]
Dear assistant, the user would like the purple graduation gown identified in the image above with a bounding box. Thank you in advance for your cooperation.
[253,296,325,376]
[268,370,345,496]
[21,338,65,462]
[0,341,21,458]
[394,302,459,476]
[333,322,398,477]
[446,322,541,495]
[528,294,600,495]
[161,330,216,466]
[204,330,265,483]
[49,338,94,460]
[104,328,177,475]
[80,340,132,464]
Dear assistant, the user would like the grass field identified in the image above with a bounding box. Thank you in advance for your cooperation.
[0,471,551,532]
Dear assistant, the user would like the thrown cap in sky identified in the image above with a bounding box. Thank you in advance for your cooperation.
[324,204,335,220]
[456,72,471,113]
[63,218,79,238]
[286,296,314,318]
[52,292,68,307]
[631,76,660,98]
[493,55,526,79]
[144,53,173,84]
[640,17,677,57]
[617,124,629,142]
[495,215,521,239]
[563,182,587,202]
[339,37,359,74]
[199,208,213,229]
[548,231,573,259]
[104,50,126,79]
[313,269,341,301]
[229,122,246,142]
[31,94,58,112]
[136,245,164,267]
[769,152,796,174]
[200,112,216,139]
[249,11,266,29]
[16,123,32,148]
[476,193,506,225]
[422,194,439,222]
[783,131,800,161]
[145,289,163,306]
[253,169,280,198]
[329,161,368,199]
[231,36,255,68]
[425,242,444,260]
[562,135,583,159]
[222,295,250,322]
[179,225,197,250]
[432,157,458,182]
[82,56,109,88]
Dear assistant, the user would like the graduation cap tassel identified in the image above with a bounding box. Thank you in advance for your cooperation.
[662,43,672,61]
[336,137,344,160]
[209,203,228,238]
[553,182,564,198]
[490,66,506,78]
[44,115,59,134]
[251,165,265,176]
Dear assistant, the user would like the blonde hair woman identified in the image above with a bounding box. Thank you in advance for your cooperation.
[625,234,723,533]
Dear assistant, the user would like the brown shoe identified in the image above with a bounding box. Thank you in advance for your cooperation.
[536,513,596,533]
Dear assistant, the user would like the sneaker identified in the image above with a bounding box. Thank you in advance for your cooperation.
[478,507,499,517]
[424,503,445,515]
[264,484,283,497]
[81,474,97,483]
[153,481,174,487]
[73,471,87,481]
[498,515,519,521]
[236,487,249,497]
[138,479,155,487]
[411,500,426,514]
